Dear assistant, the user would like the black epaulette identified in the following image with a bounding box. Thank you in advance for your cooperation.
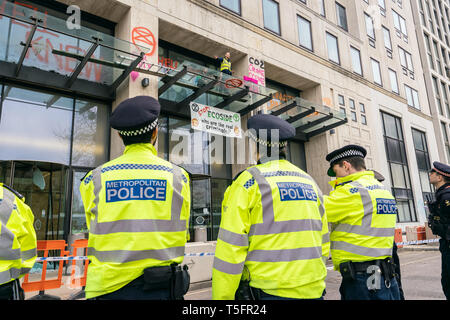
[233,169,247,182]
[2,184,24,200]
[336,180,353,188]
[80,171,90,182]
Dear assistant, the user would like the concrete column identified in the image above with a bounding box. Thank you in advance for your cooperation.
[110,1,159,159]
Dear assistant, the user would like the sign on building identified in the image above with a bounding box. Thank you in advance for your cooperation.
[190,102,242,138]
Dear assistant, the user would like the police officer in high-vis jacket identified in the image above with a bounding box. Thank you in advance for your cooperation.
[324,145,400,300]
[0,183,37,300]
[427,161,450,300]
[79,96,191,300]
[212,114,330,300]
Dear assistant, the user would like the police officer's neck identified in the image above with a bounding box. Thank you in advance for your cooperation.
[434,180,447,190]
[336,168,366,179]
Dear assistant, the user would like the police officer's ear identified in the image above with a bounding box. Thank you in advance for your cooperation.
[151,126,158,145]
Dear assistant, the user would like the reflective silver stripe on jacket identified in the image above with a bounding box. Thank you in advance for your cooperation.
[332,181,395,238]
[246,167,323,236]
[246,246,322,262]
[217,228,248,247]
[87,246,185,263]
[331,241,393,257]
[213,256,245,275]
[0,190,21,261]
[88,164,187,235]
[0,267,31,285]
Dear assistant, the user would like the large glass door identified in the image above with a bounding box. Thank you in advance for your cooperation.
[0,161,69,240]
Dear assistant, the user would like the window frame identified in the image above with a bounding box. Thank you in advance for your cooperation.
[297,14,313,51]
[262,0,282,35]
[219,0,242,15]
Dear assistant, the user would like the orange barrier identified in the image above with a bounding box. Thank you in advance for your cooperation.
[416,226,426,241]
[394,228,403,248]
[69,239,89,289]
[22,240,70,299]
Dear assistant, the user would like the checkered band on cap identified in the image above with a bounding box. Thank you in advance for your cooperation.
[247,130,287,148]
[329,149,365,164]
[118,119,158,137]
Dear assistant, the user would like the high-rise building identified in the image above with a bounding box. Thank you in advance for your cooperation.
[0,0,442,282]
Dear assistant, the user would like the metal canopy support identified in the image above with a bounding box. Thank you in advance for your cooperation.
[295,113,334,135]
[176,76,218,110]
[15,17,41,77]
[214,86,249,109]
[271,100,297,116]
[306,118,348,139]
[238,94,273,116]
[286,108,316,124]
[66,38,101,88]
[109,52,145,94]
[158,66,188,96]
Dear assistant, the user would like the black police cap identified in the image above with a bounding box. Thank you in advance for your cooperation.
[247,114,295,147]
[325,144,367,177]
[110,96,161,136]
[432,161,450,178]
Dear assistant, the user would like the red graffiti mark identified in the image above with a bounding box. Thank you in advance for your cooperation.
[132,27,156,56]
[225,78,243,89]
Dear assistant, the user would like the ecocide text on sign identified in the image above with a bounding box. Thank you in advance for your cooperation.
[190,102,242,138]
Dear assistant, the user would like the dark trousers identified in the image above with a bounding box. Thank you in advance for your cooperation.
[92,275,171,300]
[339,273,401,300]
[392,242,405,300]
[257,289,324,300]
[0,279,24,300]
[440,239,450,300]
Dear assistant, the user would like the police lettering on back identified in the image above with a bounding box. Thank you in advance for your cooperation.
[106,179,167,202]
[277,182,317,202]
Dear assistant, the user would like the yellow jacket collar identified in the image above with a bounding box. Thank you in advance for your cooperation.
[329,170,375,188]
[124,143,157,156]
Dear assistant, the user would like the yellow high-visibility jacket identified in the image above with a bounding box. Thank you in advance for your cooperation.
[0,183,37,286]
[324,170,397,270]
[220,58,232,72]
[79,143,191,299]
[212,159,329,300]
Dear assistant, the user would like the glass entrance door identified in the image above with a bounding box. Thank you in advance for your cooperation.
[0,161,68,240]
[190,175,212,242]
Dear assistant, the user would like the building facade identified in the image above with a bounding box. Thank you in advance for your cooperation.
[0,0,443,282]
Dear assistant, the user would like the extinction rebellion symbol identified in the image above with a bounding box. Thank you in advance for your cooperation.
[191,103,200,112]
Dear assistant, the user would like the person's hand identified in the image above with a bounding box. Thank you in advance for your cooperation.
[214,55,218,59]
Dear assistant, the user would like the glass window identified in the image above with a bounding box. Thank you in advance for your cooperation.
[393,10,408,37]
[220,0,241,14]
[388,69,399,94]
[383,26,392,50]
[336,2,348,31]
[361,114,367,125]
[412,128,434,199]
[404,85,420,109]
[263,0,281,35]
[326,32,340,64]
[338,94,345,105]
[298,15,313,51]
[381,112,416,222]
[349,98,355,109]
[371,58,382,85]
[360,103,366,113]
[0,87,73,164]
[365,13,375,39]
[351,111,357,122]
[72,100,109,167]
[350,46,363,75]
[320,0,326,16]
